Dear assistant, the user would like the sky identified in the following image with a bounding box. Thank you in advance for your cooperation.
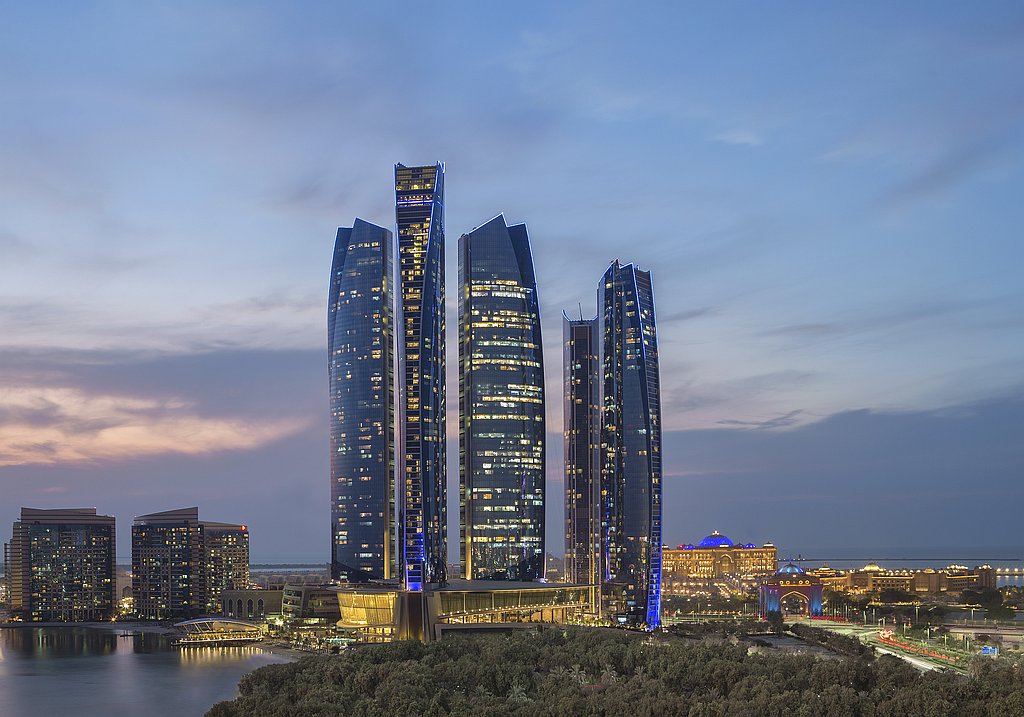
[1,1,1023,562]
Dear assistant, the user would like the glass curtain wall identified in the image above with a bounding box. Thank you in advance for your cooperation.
[395,163,446,590]
[459,214,545,581]
[598,260,663,628]
[329,218,395,581]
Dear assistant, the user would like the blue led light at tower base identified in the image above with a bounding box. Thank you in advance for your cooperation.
[395,162,446,591]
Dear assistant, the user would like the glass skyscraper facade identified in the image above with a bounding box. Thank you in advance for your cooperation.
[458,214,546,581]
[4,508,116,622]
[562,314,600,589]
[329,218,395,581]
[395,162,446,590]
[598,260,663,628]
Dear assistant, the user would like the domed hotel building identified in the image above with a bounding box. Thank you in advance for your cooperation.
[662,532,777,595]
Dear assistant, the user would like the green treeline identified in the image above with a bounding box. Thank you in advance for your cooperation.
[207,627,1024,716]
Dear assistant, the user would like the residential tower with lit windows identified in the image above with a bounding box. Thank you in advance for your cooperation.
[4,507,116,622]
[132,507,249,619]
[329,218,395,581]
[458,214,546,581]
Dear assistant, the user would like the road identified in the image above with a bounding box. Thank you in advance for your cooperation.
[793,618,966,674]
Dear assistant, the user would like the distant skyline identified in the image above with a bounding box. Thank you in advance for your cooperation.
[1,2,1023,561]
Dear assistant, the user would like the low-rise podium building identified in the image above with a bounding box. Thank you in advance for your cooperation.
[333,580,593,643]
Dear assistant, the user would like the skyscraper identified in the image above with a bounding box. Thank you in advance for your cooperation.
[132,507,249,619]
[562,314,600,590]
[4,508,116,622]
[395,162,446,590]
[598,260,663,628]
[458,214,545,581]
[329,218,395,581]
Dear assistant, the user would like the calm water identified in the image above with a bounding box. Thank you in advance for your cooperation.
[0,627,292,717]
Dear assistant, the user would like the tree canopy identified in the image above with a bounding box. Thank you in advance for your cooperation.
[207,627,1024,716]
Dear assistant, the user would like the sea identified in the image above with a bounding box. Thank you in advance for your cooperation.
[0,626,292,717]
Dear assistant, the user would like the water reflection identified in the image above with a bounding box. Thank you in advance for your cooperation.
[5,626,119,658]
[178,645,264,666]
[0,627,291,717]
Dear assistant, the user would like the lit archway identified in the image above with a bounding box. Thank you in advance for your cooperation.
[780,591,810,616]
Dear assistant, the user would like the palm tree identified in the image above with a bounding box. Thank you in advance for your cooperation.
[507,683,530,704]
[600,664,619,685]
[569,664,588,685]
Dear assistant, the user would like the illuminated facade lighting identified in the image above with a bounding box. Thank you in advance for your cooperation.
[4,507,116,622]
[599,260,663,628]
[662,533,777,594]
[329,219,395,582]
[563,313,600,596]
[132,507,249,619]
[759,563,823,617]
[458,214,546,581]
[395,162,446,591]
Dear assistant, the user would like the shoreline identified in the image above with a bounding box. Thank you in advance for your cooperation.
[0,621,304,661]
[0,621,177,633]
[255,639,306,661]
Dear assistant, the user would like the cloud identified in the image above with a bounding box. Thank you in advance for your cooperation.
[658,307,717,324]
[664,370,818,419]
[716,409,804,430]
[661,393,1024,548]
[759,296,1022,348]
[0,385,309,466]
[713,130,764,147]
[881,132,1014,209]
[196,292,321,318]
[0,290,326,352]
[0,231,36,259]
[0,346,323,467]
[761,322,842,338]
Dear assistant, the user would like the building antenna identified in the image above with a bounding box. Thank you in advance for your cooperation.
[578,303,584,321]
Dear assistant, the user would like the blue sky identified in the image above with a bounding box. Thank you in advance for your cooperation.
[1,2,1022,561]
